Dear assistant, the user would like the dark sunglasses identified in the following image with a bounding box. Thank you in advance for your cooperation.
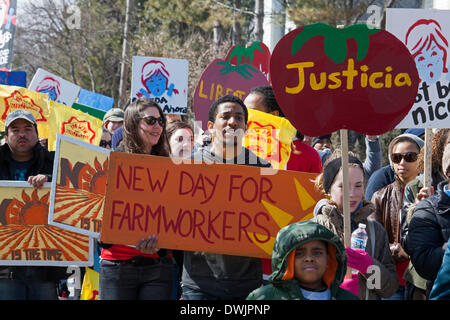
[99,140,112,148]
[391,152,418,164]
[139,115,165,127]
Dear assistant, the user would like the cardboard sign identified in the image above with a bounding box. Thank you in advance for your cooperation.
[270,23,420,137]
[29,68,81,107]
[243,108,297,170]
[72,102,106,121]
[0,181,93,266]
[48,134,110,238]
[386,9,450,128]
[131,56,189,114]
[193,58,269,131]
[100,152,322,258]
[77,89,114,112]
[0,70,26,87]
[0,84,50,137]
[225,41,271,82]
[47,100,103,151]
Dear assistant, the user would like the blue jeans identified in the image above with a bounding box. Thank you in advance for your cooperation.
[0,267,58,300]
[382,285,406,300]
[181,285,248,300]
[99,258,174,300]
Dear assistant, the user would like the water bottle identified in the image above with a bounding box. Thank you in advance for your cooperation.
[350,223,368,274]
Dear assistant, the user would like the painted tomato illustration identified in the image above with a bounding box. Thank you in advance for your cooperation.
[270,23,420,136]
[193,58,269,131]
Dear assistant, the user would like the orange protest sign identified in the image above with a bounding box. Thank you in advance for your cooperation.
[100,152,323,259]
[0,181,93,266]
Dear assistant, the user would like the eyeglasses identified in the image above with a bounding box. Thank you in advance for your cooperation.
[139,115,165,127]
[391,152,418,164]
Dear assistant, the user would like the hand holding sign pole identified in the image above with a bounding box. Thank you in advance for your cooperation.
[271,23,420,271]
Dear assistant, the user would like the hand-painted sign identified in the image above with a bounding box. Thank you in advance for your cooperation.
[386,9,450,128]
[29,68,81,107]
[0,84,50,137]
[100,151,322,259]
[131,56,189,114]
[48,134,110,238]
[72,102,106,121]
[77,89,114,112]
[48,100,103,151]
[0,0,17,71]
[270,23,420,137]
[225,41,271,82]
[0,70,26,87]
[193,58,269,131]
[243,108,297,170]
[0,181,93,266]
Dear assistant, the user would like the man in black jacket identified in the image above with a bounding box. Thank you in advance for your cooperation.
[0,110,65,300]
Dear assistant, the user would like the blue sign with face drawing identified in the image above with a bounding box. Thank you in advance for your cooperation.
[387,9,450,129]
[131,56,189,115]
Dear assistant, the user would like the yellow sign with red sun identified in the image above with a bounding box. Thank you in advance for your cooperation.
[0,181,93,266]
[48,134,110,238]
[243,108,297,170]
[100,151,323,259]
[47,100,103,151]
[0,85,51,138]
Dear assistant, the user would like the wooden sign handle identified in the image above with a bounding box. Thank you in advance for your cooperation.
[423,128,433,194]
[340,129,351,248]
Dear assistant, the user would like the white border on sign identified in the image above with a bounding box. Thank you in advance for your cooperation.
[48,133,110,239]
[0,180,94,266]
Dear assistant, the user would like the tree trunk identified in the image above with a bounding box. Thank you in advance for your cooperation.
[118,0,134,109]
[255,0,264,41]
[232,0,241,46]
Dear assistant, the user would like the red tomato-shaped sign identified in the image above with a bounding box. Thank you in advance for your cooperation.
[193,58,269,131]
[270,23,420,137]
[226,41,271,82]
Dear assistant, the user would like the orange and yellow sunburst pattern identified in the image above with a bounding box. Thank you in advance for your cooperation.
[52,157,108,235]
[0,184,91,264]
[50,136,110,236]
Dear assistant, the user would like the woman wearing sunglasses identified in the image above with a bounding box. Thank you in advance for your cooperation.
[98,98,174,300]
[369,133,424,300]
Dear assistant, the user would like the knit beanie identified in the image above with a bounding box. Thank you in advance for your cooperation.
[323,156,364,194]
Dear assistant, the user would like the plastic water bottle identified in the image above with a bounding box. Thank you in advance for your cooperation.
[350,223,368,274]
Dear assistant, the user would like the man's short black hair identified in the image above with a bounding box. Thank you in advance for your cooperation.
[208,94,248,123]
[249,86,285,117]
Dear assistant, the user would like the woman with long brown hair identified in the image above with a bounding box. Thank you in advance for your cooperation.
[99,98,174,300]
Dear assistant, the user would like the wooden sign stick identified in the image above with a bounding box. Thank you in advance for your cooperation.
[340,129,351,248]
[341,129,353,278]
[423,128,433,194]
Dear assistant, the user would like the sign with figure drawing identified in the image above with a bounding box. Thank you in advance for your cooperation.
[29,68,81,107]
[387,9,450,128]
[131,56,189,115]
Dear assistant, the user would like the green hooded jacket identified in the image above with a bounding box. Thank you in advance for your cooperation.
[246,221,358,300]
